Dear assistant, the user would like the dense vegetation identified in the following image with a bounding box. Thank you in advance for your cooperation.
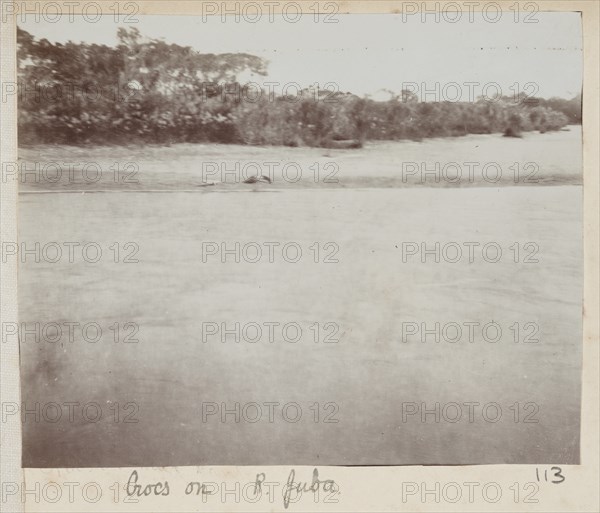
[17,27,581,147]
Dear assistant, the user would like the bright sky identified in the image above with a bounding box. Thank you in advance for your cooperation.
[20,13,582,100]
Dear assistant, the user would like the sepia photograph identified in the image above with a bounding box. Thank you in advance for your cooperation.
[12,9,584,471]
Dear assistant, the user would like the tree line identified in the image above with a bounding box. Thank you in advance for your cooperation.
[17,27,581,147]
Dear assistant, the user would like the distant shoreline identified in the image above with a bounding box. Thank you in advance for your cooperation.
[16,129,582,192]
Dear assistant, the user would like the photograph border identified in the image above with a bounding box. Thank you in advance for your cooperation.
[1,1,598,511]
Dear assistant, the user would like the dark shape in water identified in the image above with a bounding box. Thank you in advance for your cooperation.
[243,175,272,184]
